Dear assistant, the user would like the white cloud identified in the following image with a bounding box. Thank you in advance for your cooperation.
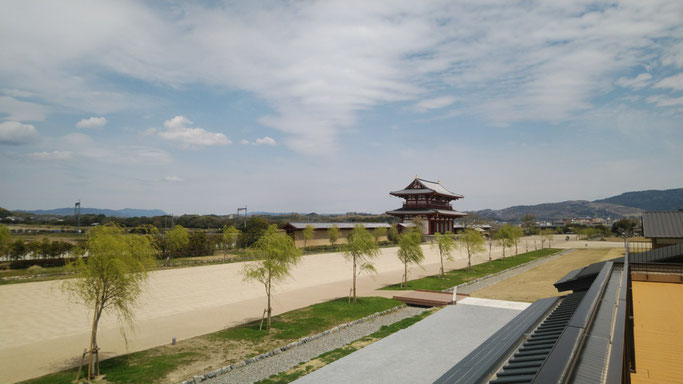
[654,73,683,91]
[616,73,652,90]
[76,116,107,129]
[646,95,683,107]
[158,116,231,148]
[59,133,173,165]
[1,1,682,153]
[27,151,72,160]
[413,96,459,112]
[0,96,47,121]
[254,136,277,146]
[240,139,249,145]
[163,175,183,182]
[0,121,40,145]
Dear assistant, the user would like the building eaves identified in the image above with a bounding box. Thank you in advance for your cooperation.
[283,222,390,230]
[417,178,464,199]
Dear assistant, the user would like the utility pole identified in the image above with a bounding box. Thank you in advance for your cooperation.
[74,201,81,232]
[237,206,248,228]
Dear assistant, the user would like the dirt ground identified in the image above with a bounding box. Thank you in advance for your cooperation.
[471,248,624,302]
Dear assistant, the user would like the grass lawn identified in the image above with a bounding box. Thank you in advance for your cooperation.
[381,248,561,291]
[20,297,402,384]
[257,308,438,384]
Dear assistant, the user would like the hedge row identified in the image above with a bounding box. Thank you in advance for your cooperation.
[9,257,86,270]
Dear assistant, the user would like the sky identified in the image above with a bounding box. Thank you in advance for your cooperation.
[1,0,682,215]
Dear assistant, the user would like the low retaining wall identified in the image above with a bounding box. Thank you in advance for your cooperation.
[181,304,407,384]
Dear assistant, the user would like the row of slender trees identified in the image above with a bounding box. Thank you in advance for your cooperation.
[56,220,535,381]
[0,225,75,261]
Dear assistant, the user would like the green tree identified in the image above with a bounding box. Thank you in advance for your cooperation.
[501,225,524,255]
[0,224,12,260]
[345,225,380,303]
[222,225,240,258]
[303,224,315,248]
[372,227,388,243]
[458,228,485,270]
[328,224,340,246]
[238,217,270,248]
[494,226,513,259]
[611,218,637,236]
[188,231,212,256]
[521,214,537,235]
[397,230,424,288]
[433,232,457,278]
[243,225,302,330]
[166,225,189,261]
[9,239,27,260]
[62,224,157,381]
[388,224,400,244]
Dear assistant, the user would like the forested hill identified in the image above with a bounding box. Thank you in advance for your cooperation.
[593,188,683,212]
[18,208,167,218]
[473,188,682,222]
[474,201,643,222]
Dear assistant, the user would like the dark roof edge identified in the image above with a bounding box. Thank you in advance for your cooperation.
[532,261,615,383]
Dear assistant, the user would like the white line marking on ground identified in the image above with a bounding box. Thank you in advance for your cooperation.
[459,297,531,310]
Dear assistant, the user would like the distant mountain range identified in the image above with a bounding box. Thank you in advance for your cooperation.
[18,208,167,218]
[6,188,682,222]
[473,188,683,222]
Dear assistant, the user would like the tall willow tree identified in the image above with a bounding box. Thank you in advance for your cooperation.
[345,225,379,303]
[303,224,315,248]
[397,229,424,288]
[62,224,157,381]
[433,232,457,278]
[328,224,340,246]
[243,225,302,330]
[459,228,485,270]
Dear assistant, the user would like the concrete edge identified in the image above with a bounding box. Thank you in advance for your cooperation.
[180,303,407,384]
[441,249,572,293]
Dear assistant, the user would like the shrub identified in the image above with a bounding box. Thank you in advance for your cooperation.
[27,265,45,274]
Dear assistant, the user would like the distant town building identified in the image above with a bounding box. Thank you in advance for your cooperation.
[281,222,390,248]
[642,211,683,249]
[386,177,466,235]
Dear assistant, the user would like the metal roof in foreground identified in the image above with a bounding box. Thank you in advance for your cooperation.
[435,256,632,383]
[642,211,683,238]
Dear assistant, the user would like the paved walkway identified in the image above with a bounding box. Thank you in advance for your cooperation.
[294,298,529,384]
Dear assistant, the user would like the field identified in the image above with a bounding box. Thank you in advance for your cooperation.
[471,248,624,302]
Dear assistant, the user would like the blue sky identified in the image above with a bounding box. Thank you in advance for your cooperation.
[1,1,682,215]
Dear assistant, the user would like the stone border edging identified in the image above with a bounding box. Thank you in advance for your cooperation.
[441,249,572,293]
[180,303,408,384]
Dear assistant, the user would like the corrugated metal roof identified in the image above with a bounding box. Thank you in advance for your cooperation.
[556,242,683,291]
[629,241,683,263]
[489,292,586,384]
[642,211,683,238]
[434,297,560,384]
[283,222,390,230]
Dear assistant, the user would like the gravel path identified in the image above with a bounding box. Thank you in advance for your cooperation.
[456,249,573,294]
[202,306,426,384]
